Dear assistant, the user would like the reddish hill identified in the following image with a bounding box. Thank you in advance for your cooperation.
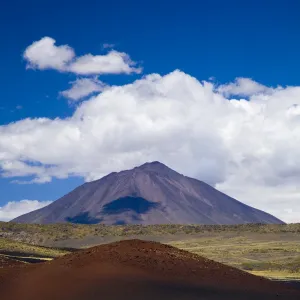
[0,239,299,300]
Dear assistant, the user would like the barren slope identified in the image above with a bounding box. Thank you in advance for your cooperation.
[0,240,299,300]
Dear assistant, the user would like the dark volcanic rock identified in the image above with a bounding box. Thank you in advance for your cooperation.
[12,162,283,225]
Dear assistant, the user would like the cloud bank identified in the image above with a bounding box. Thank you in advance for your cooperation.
[0,70,299,222]
[0,200,52,222]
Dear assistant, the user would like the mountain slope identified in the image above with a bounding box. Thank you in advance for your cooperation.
[12,162,283,225]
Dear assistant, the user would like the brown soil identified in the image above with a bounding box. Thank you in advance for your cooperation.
[0,239,299,300]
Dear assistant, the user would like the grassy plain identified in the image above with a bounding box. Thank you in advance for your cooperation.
[168,233,300,280]
[1,222,300,244]
[1,222,299,279]
[0,237,70,263]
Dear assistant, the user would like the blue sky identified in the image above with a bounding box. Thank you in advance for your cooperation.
[0,0,300,222]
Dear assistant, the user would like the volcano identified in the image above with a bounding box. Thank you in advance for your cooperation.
[12,161,283,225]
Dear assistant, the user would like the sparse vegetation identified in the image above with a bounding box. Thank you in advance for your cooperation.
[168,234,300,280]
[0,237,70,263]
[1,222,300,279]
[1,222,300,245]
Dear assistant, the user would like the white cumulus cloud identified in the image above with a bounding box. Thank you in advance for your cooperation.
[69,50,142,75]
[0,200,52,222]
[0,71,300,223]
[217,77,273,97]
[23,37,141,75]
[60,78,107,101]
[23,37,75,71]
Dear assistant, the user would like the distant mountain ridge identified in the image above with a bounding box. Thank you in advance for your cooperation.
[12,161,284,225]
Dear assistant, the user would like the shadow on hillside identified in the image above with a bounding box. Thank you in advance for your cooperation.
[101,196,160,214]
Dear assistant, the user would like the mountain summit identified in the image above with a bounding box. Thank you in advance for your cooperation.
[12,162,283,225]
